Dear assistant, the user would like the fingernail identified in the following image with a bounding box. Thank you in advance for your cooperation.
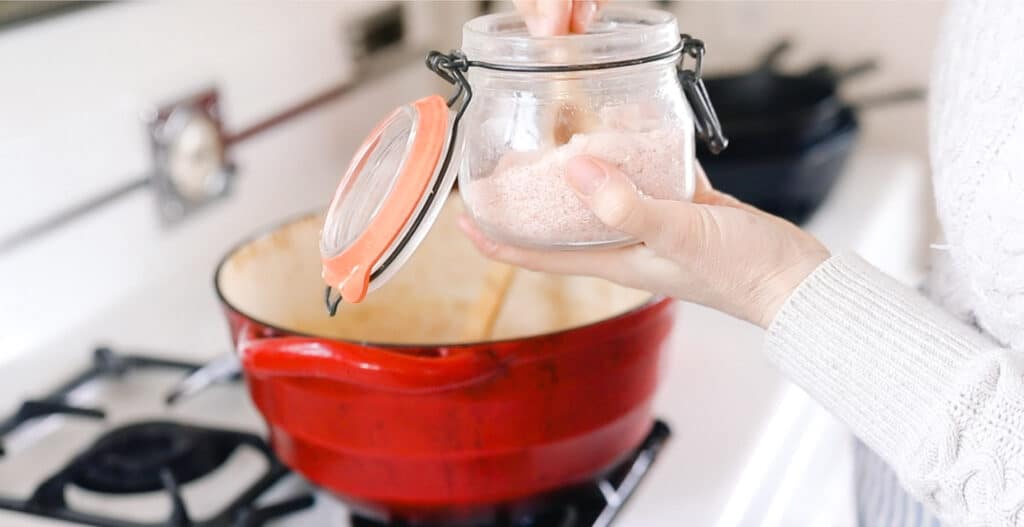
[565,156,608,196]
[575,0,598,31]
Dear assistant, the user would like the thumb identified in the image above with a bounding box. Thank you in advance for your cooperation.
[564,156,659,240]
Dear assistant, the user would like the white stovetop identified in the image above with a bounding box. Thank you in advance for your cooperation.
[0,147,928,527]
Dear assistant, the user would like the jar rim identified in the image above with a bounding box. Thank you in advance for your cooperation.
[461,6,680,67]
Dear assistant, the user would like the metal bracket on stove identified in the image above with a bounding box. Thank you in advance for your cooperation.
[164,353,242,405]
[146,88,236,226]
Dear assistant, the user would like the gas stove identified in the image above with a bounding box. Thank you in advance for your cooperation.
[0,348,316,527]
[0,348,670,527]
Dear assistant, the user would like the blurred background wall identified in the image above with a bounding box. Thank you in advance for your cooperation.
[0,0,945,360]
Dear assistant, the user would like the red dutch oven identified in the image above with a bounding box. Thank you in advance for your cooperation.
[214,200,676,524]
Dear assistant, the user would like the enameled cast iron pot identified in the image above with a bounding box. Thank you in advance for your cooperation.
[214,200,675,524]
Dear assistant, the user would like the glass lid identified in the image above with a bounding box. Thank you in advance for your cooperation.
[320,94,458,304]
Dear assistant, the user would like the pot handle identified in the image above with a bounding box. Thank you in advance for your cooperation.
[849,87,926,110]
[238,328,503,393]
[805,58,879,82]
[758,39,791,71]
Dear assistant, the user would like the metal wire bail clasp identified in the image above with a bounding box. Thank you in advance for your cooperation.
[427,50,473,116]
[325,285,342,317]
[678,35,728,155]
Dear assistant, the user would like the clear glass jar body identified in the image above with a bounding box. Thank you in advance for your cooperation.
[457,8,696,249]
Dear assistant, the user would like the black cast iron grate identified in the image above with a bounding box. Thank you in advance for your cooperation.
[0,347,315,527]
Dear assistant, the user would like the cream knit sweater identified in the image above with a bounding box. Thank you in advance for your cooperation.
[763,0,1024,525]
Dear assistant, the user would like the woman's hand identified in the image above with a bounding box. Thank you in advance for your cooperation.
[459,157,831,328]
[513,0,605,35]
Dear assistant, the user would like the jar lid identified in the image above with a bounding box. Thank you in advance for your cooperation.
[320,94,459,304]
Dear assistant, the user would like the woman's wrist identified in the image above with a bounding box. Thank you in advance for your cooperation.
[754,245,831,329]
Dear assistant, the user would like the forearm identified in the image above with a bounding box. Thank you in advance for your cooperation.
[764,252,1024,525]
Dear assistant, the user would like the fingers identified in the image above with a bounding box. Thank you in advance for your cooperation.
[563,156,667,242]
[570,0,602,33]
[457,214,633,280]
[514,0,572,36]
[515,0,602,36]
[692,162,714,197]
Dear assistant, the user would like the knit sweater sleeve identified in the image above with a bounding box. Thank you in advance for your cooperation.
[764,252,1024,526]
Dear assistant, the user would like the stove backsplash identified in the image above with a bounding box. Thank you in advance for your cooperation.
[0,1,473,363]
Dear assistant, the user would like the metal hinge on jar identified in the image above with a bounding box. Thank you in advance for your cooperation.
[427,36,728,156]
[678,35,728,155]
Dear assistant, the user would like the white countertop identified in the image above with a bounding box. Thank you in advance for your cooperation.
[0,146,928,527]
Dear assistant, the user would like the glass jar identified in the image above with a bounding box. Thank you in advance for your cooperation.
[457,7,711,249]
[319,7,726,305]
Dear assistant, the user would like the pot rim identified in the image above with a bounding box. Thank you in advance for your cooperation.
[213,210,670,351]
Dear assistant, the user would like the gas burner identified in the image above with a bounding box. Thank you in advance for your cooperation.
[70,422,244,494]
[349,421,671,527]
[0,347,315,527]
[503,506,578,527]
[8,422,312,527]
[0,347,203,455]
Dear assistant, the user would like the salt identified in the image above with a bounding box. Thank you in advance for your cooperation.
[462,120,692,248]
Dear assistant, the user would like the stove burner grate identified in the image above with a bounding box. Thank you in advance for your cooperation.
[70,422,247,495]
[0,347,202,456]
[0,347,315,527]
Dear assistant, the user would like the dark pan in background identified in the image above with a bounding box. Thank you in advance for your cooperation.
[702,107,859,225]
[694,40,924,225]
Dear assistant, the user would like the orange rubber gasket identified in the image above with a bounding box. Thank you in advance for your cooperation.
[321,95,449,303]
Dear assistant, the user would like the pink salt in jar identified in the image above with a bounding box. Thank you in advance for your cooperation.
[456,7,727,249]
